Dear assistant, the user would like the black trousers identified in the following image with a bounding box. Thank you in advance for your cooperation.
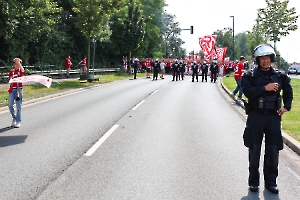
[179,70,184,80]
[172,70,179,81]
[210,71,217,82]
[202,70,207,82]
[133,68,137,79]
[244,111,282,187]
[153,70,159,80]
[192,71,198,82]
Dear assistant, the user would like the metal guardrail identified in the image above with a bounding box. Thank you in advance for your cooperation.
[0,67,121,83]
[0,67,120,76]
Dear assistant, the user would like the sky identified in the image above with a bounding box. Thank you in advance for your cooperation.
[164,0,300,63]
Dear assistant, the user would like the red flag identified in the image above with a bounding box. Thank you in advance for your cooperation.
[224,57,230,62]
[199,35,217,60]
[215,47,228,62]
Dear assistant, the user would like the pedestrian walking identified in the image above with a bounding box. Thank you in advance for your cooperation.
[79,57,87,75]
[8,58,24,128]
[241,44,293,194]
[231,56,245,99]
[160,59,165,79]
[65,56,71,78]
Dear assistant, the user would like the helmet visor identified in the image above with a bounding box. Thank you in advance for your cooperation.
[253,45,276,58]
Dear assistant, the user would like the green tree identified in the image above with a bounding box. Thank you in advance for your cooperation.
[138,0,164,58]
[72,0,124,72]
[0,0,61,65]
[256,0,299,51]
[122,0,145,63]
[162,12,182,58]
[235,32,249,58]
[246,22,268,59]
[213,28,233,59]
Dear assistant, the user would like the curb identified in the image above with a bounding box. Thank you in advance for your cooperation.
[220,77,300,156]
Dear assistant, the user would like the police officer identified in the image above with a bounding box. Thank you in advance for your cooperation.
[172,60,179,81]
[153,59,160,80]
[210,59,218,83]
[241,44,293,194]
[178,60,185,80]
[201,61,208,82]
[191,61,199,82]
[133,58,139,79]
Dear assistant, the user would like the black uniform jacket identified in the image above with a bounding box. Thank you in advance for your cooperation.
[172,63,179,72]
[133,61,139,69]
[202,64,208,72]
[242,67,293,112]
[153,62,160,71]
[191,64,198,72]
[210,63,218,73]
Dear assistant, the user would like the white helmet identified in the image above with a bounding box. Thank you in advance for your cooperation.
[134,58,139,62]
[253,44,276,64]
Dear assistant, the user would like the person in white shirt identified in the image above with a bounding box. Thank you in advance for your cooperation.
[160,59,165,79]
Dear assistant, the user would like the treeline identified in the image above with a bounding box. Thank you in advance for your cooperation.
[0,0,185,70]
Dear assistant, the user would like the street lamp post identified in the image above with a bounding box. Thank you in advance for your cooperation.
[92,38,96,77]
[230,16,234,61]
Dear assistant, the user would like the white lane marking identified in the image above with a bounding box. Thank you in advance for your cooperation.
[163,84,169,87]
[84,124,119,156]
[151,90,158,95]
[132,100,145,110]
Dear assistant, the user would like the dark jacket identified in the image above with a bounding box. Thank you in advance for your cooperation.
[179,63,185,72]
[202,63,208,72]
[242,67,293,112]
[133,61,139,69]
[172,63,179,71]
[153,62,160,71]
[210,63,218,73]
[191,64,198,72]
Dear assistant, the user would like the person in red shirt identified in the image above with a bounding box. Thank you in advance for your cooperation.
[8,58,25,127]
[65,56,71,78]
[79,57,87,75]
[231,56,245,99]
[145,58,151,78]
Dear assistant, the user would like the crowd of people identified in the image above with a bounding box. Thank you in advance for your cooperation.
[123,57,248,82]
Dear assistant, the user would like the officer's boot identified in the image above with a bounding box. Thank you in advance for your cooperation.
[263,145,279,193]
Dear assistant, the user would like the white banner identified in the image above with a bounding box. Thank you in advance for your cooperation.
[9,75,53,88]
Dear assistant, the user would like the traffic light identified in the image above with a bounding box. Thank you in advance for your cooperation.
[190,26,193,34]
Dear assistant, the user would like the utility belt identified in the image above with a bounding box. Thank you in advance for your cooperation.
[250,109,278,115]
[243,95,281,115]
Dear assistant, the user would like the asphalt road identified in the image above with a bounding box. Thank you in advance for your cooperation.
[0,75,300,200]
